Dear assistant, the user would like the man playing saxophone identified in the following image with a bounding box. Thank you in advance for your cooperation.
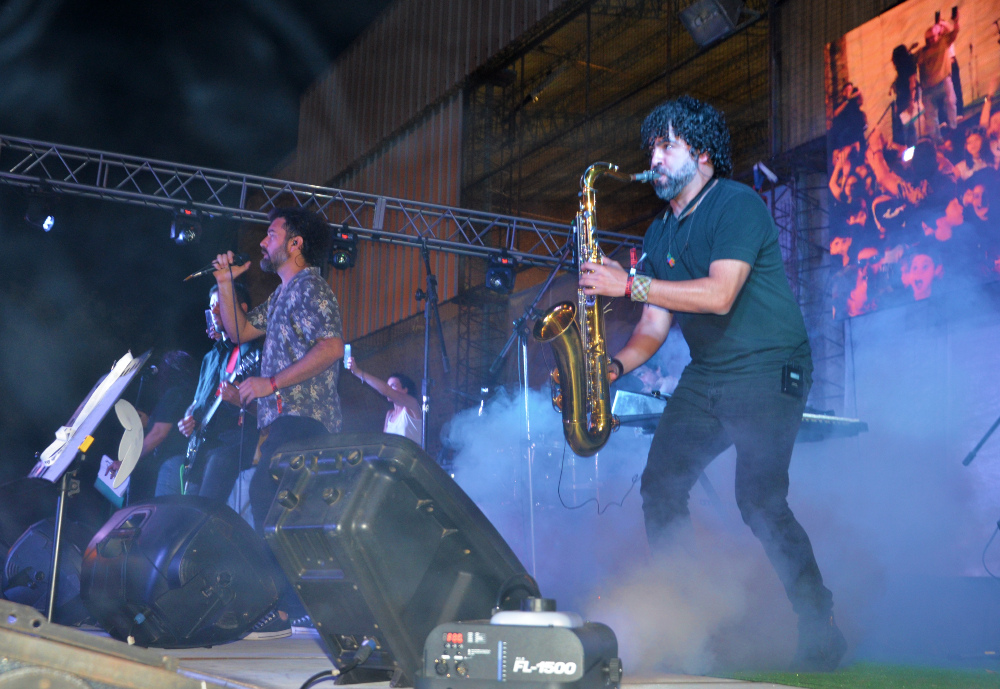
[579,96,845,671]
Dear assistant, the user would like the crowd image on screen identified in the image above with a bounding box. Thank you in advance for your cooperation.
[825,8,1000,319]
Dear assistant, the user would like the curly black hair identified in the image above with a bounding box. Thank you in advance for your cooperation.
[640,95,733,178]
[268,207,330,268]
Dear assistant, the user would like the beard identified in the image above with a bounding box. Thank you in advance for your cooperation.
[654,157,697,202]
[260,243,290,273]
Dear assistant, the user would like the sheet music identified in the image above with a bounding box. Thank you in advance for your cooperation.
[30,350,152,482]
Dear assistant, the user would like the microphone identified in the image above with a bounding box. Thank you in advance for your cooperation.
[605,169,657,183]
[629,170,657,183]
[140,365,158,379]
[183,253,251,281]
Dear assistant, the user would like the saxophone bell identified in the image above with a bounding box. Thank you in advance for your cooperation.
[533,162,623,457]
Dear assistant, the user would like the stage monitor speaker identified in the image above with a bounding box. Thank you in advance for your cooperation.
[2,517,92,626]
[0,598,226,689]
[0,478,59,552]
[264,432,539,686]
[80,495,280,648]
[679,0,743,47]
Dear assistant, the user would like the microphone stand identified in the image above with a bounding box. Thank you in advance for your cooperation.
[47,447,84,622]
[963,412,1000,466]
[483,240,574,397]
[481,238,573,579]
[415,239,450,450]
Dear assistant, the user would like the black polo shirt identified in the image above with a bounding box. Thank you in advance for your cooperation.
[641,178,811,380]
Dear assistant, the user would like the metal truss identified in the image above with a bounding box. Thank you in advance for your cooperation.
[761,169,847,414]
[587,0,671,18]
[0,135,641,267]
[513,0,667,108]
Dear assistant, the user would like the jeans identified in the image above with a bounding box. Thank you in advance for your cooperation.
[640,370,834,619]
[921,77,957,142]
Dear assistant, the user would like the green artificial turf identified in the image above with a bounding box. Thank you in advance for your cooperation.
[730,662,1000,689]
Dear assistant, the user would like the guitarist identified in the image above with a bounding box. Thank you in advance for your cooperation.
[155,282,261,501]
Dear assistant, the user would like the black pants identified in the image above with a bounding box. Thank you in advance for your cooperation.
[249,415,328,536]
[245,414,328,618]
[641,370,833,619]
[156,429,258,502]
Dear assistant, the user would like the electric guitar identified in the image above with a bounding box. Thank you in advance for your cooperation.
[184,348,260,468]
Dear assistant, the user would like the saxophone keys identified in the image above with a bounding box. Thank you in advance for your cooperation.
[549,367,563,412]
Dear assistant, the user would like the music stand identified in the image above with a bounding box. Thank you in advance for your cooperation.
[30,350,151,483]
[26,350,152,621]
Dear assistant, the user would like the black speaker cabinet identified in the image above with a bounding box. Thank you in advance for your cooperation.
[80,495,280,648]
[2,517,93,625]
[0,478,59,552]
[0,598,225,689]
[264,432,537,686]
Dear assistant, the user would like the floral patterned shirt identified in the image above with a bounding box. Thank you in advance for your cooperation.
[247,266,342,433]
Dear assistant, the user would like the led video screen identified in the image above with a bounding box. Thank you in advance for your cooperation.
[825,0,1000,318]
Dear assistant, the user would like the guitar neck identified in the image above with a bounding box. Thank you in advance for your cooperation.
[192,351,257,439]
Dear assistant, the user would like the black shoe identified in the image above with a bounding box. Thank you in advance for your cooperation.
[791,612,846,672]
[243,609,292,640]
[291,613,314,630]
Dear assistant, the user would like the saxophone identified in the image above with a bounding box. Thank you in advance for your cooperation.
[533,163,654,456]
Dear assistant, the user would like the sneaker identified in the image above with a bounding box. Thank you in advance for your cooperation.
[243,609,292,640]
[291,614,314,631]
[791,612,847,672]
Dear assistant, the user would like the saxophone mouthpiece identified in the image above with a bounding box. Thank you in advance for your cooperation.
[602,168,656,184]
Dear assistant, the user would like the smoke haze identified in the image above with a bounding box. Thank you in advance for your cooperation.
[447,285,1000,673]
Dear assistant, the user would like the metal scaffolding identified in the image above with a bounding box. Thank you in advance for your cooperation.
[0,135,642,267]
[760,161,847,415]
[462,0,774,236]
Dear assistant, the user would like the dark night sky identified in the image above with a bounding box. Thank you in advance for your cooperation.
[0,0,393,481]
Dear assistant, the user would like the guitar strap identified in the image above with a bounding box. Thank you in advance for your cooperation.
[225,345,240,374]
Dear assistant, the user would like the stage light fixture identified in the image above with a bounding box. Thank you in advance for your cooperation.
[902,146,915,162]
[752,161,779,191]
[679,0,744,47]
[329,224,357,269]
[24,195,56,232]
[485,253,518,294]
[170,208,201,245]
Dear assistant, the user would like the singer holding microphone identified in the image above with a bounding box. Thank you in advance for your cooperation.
[211,206,343,639]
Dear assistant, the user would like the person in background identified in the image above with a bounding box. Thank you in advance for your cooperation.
[891,43,920,146]
[155,282,260,501]
[345,356,422,444]
[953,128,995,181]
[900,247,943,301]
[117,350,197,503]
[917,10,959,143]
